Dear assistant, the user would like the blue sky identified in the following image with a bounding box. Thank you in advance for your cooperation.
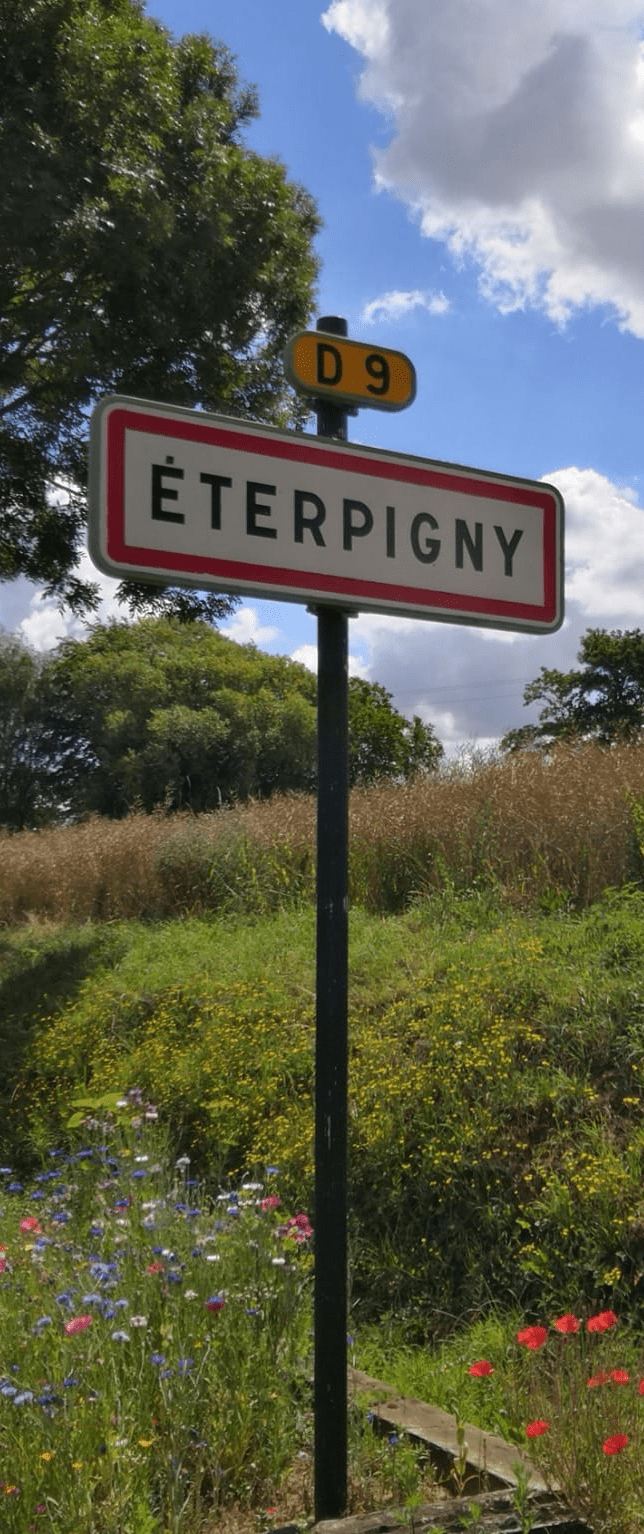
[5,0,644,753]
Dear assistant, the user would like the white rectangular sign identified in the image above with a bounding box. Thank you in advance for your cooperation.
[89,396,564,632]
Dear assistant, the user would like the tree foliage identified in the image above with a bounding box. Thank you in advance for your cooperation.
[0,0,319,617]
[0,631,59,830]
[2,619,442,825]
[347,677,443,785]
[502,629,644,752]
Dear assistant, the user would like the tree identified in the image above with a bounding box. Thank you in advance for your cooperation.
[0,632,59,829]
[348,677,443,786]
[0,0,319,617]
[11,619,443,824]
[502,629,644,752]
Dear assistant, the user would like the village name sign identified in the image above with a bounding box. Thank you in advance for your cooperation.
[89,395,563,633]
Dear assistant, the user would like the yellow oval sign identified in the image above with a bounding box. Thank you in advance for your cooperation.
[284,331,416,412]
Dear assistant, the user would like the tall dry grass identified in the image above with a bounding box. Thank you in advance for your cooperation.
[2,741,644,925]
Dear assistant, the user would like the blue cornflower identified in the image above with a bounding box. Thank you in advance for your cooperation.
[113,1298,129,1310]
[81,1294,103,1306]
[89,1224,104,1238]
[33,1317,53,1330]
[55,1292,74,1309]
[52,1211,70,1224]
[13,1391,34,1405]
[90,1261,116,1283]
[166,1272,182,1284]
[131,1170,146,1179]
[63,1378,78,1388]
[0,1383,17,1397]
[111,1330,130,1343]
[177,1358,193,1374]
[7,1182,23,1193]
[102,1305,116,1320]
[0,1167,12,1175]
[150,1354,165,1366]
[30,1191,45,1200]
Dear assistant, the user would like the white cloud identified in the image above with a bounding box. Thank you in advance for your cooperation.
[221,605,280,647]
[0,547,124,653]
[361,288,451,323]
[291,641,370,678]
[322,0,644,335]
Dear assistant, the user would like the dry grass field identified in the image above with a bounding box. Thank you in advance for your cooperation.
[3,740,644,925]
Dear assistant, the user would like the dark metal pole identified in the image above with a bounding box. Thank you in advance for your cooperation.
[313,315,350,1522]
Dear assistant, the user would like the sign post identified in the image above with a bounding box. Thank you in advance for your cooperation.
[311,317,350,1522]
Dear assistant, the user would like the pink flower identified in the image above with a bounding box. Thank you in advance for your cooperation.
[64,1315,92,1335]
[517,1325,548,1350]
[553,1313,579,1334]
[261,1196,281,1211]
[587,1310,618,1334]
[286,1214,312,1241]
[602,1434,629,1455]
[526,1420,550,1438]
[19,1217,41,1235]
[469,1360,494,1377]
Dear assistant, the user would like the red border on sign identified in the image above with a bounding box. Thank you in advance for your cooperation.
[103,406,558,624]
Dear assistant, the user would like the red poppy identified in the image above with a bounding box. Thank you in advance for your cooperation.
[588,1371,611,1388]
[610,1369,629,1385]
[526,1419,550,1438]
[64,1315,92,1335]
[602,1434,629,1455]
[19,1217,41,1234]
[638,1379,644,1396]
[469,1360,494,1377]
[517,1325,548,1350]
[147,1261,164,1274]
[587,1310,618,1333]
[553,1313,579,1334]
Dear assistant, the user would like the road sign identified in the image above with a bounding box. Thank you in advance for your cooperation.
[284,330,416,411]
[89,395,564,633]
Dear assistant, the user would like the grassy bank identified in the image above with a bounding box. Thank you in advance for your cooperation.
[5,885,644,1328]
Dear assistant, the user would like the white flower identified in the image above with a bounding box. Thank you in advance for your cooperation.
[130,1315,148,1328]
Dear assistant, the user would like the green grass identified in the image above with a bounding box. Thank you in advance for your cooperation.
[5,884,644,1330]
